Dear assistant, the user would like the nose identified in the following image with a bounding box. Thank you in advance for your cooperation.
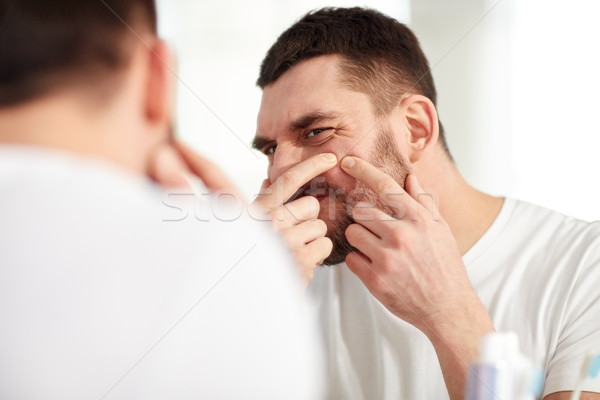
[268,143,306,184]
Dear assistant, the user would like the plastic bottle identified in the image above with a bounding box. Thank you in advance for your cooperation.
[465,332,542,400]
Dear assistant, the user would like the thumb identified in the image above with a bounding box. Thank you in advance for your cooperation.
[405,174,439,220]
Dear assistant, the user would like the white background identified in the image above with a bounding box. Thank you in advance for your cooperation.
[157,0,600,221]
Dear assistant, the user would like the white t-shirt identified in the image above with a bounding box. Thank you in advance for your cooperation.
[308,198,600,399]
[0,146,325,400]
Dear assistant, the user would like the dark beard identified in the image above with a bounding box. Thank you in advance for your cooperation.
[323,126,410,265]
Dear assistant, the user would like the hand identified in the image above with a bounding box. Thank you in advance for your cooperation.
[253,153,337,283]
[340,155,494,400]
[148,141,242,199]
[340,155,472,329]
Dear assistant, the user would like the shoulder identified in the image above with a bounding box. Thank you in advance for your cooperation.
[0,146,324,398]
[507,198,600,253]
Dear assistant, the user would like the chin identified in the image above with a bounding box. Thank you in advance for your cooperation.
[322,215,357,267]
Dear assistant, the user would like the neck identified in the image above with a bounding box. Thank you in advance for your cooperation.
[0,92,143,174]
[414,149,504,255]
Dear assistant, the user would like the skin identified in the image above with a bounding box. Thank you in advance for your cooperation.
[252,153,336,282]
[546,393,598,400]
[5,26,593,400]
[0,20,330,280]
[255,54,596,400]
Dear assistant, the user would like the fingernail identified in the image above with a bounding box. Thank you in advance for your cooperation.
[341,156,356,169]
[321,153,337,164]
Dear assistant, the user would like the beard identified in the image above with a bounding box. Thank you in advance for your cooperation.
[291,126,411,266]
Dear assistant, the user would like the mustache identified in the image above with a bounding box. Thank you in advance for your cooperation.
[286,177,342,204]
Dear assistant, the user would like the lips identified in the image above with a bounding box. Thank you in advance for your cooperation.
[313,195,328,203]
[286,179,331,204]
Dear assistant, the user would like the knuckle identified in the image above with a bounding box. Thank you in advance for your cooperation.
[389,232,404,248]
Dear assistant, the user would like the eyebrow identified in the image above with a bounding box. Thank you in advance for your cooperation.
[251,135,273,151]
[288,111,341,131]
[252,111,341,151]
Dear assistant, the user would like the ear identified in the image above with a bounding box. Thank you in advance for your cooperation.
[144,39,175,130]
[399,94,439,163]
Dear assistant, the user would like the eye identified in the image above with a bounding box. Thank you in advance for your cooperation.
[302,127,335,147]
[263,144,276,155]
[307,128,325,138]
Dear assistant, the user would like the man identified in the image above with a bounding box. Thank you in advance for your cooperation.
[0,1,325,398]
[253,7,600,400]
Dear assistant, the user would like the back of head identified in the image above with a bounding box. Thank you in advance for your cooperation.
[257,7,449,154]
[0,0,157,107]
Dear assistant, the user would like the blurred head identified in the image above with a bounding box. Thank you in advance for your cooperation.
[0,0,173,173]
[0,0,157,106]
[255,8,443,264]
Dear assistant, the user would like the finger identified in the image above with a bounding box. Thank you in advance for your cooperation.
[256,153,337,209]
[302,236,333,266]
[405,174,439,220]
[147,144,191,188]
[281,219,328,247]
[175,142,241,197]
[282,196,320,221]
[266,196,320,229]
[259,178,271,193]
[345,223,381,253]
[351,202,398,238]
[346,251,391,298]
[254,178,272,207]
[345,251,375,281]
[340,156,411,211]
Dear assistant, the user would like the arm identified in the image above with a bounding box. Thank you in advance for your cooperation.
[340,156,494,400]
[545,392,600,400]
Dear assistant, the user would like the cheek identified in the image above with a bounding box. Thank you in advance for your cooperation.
[322,165,359,195]
[319,145,371,191]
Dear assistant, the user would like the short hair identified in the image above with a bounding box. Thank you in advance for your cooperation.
[0,0,157,107]
[257,7,450,155]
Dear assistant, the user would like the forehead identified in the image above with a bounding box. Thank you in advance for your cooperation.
[256,54,374,138]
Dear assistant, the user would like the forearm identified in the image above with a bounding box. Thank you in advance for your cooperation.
[422,294,495,400]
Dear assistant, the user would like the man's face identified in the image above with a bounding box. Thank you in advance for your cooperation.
[255,54,410,265]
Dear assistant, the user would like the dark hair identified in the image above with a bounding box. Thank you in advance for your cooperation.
[0,0,157,106]
[257,7,450,155]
